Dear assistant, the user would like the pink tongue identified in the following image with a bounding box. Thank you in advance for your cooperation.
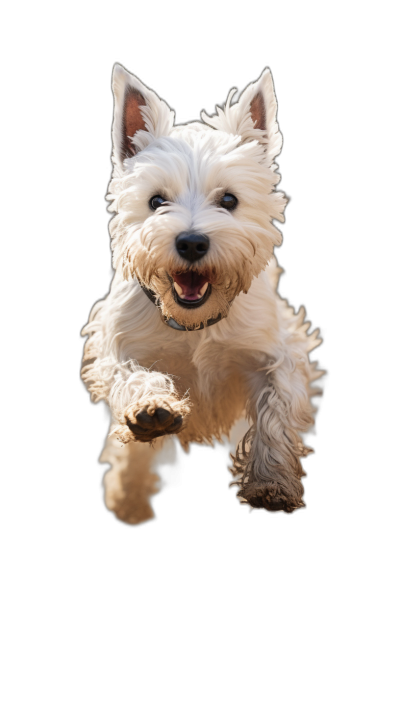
[173,272,207,300]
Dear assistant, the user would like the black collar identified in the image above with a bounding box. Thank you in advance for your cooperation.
[139,282,225,331]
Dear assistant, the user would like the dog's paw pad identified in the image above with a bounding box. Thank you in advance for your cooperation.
[163,414,183,435]
[136,410,156,426]
[125,403,187,442]
[126,421,148,436]
[154,408,172,425]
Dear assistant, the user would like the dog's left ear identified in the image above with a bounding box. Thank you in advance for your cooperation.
[202,68,282,167]
[111,63,174,170]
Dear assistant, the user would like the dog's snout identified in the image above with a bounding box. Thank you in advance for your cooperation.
[175,233,209,262]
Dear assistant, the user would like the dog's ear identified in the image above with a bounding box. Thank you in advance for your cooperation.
[111,64,174,169]
[202,68,282,167]
[236,68,283,165]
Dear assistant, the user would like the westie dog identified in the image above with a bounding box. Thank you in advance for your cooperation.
[81,64,322,524]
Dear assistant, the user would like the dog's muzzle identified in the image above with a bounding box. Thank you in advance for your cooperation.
[139,271,222,331]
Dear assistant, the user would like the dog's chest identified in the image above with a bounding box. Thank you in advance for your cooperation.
[138,338,258,444]
[139,339,241,387]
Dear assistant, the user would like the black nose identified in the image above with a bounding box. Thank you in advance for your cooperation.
[175,232,209,262]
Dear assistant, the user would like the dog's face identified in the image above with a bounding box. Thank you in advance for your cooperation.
[107,65,287,329]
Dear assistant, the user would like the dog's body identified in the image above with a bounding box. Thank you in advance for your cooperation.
[82,64,322,524]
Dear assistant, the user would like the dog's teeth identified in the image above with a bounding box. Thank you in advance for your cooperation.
[173,281,184,297]
[199,282,208,297]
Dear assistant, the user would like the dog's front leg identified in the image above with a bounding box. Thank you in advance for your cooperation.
[233,355,315,513]
[109,362,191,444]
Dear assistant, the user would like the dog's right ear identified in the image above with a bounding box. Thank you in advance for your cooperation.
[111,64,174,170]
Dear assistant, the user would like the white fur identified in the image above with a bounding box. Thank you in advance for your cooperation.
[82,64,322,522]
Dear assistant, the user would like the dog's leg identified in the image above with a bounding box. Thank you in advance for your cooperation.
[101,432,174,524]
[107,362,191,445]
[232,323,322,513]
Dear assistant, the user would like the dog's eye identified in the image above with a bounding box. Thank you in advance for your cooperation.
[149,195,168,211]
[219,193,238,211]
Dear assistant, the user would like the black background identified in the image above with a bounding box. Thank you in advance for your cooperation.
[58,29,356,581]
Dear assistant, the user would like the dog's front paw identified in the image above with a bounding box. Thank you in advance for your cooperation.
[118,399,190,443]
[237,479,305,513]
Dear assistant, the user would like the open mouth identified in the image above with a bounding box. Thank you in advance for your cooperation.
[171,271,211,308]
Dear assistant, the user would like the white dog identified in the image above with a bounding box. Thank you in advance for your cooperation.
[81,64,322,524]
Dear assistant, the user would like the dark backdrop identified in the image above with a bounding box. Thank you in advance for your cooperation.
[60,29,354,574]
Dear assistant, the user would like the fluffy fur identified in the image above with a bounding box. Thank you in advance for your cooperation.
[81,64,322,523]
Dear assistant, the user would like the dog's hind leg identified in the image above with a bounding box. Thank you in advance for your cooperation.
[100,432,173,525]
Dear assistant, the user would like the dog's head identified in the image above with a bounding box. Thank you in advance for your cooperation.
[107,64,286,330]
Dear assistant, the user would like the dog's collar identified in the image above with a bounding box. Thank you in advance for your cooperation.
[138,281,224,331]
